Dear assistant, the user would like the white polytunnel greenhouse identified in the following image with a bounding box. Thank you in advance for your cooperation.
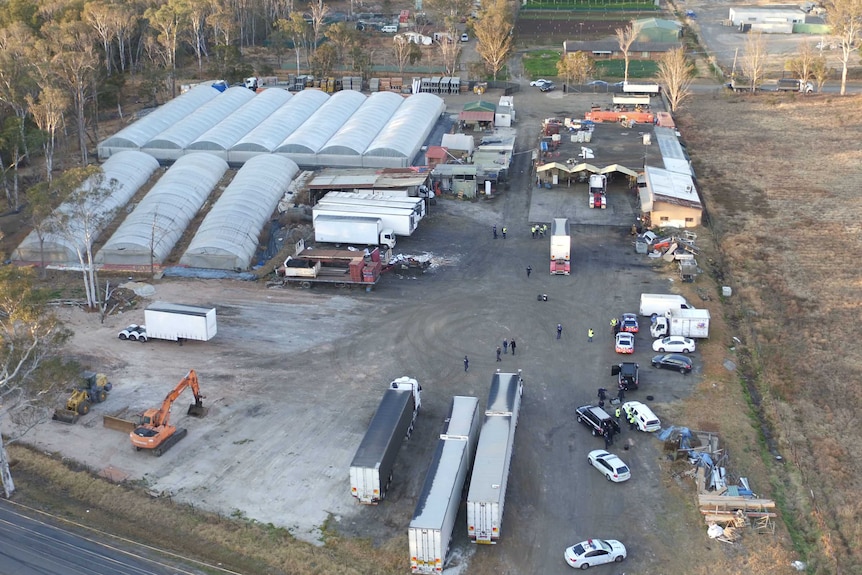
[186,88,292,160]
[98,85,220,159]
[364,93,446,168]
[229,89,330,163]
[274,90,367,165]
[12,151,160,265]
[141,87,256,162]
[179,155,300,270]
[317,91,405,167]
[96,154,229,267]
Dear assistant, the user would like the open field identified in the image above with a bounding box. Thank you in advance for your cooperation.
[678,91,862,574]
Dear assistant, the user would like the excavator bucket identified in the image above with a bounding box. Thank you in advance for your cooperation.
[187,400,207,417]
[52,409,80,424]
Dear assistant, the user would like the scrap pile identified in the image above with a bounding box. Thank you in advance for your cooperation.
[635,230,700,282]
[661,427,777,542]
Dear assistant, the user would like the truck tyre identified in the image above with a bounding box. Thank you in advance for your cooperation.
[300,281,311,289]
[77,401,91,415]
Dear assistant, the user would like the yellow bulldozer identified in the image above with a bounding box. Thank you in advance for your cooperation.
[53,371,113,424]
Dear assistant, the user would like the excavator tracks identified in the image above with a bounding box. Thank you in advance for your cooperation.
[153,428,188,457]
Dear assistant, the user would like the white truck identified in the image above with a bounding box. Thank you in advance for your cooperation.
[119,302,217,343]
[650,308,711,339]
[622,81,660,97]
[467,371,524,544]
[322,191,427,218]
[313,204,420,237]
[550,218,571,275]
[313,214,396,248]
[588,174,607,209]
[350,377,421,504]
[408,395,481,574]
[776,78,814,93]
[639,293,693,317]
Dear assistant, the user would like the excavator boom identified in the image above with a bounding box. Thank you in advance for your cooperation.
[130,369,206,456]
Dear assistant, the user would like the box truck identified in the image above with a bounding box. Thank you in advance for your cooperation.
[322,191,427,218]
[313,204,420,237]
[550,218,571,275]
[313,214,396,248]
[119,302,217,342]
[650,308,710,339]
[350,377,421,504]
[639,293,692,317]
[408,396,481,574]
[467,371,524,544]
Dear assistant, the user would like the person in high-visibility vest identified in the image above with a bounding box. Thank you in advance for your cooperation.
[615,406,622,421]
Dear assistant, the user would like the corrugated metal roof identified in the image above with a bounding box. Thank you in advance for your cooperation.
[459,111,494,122]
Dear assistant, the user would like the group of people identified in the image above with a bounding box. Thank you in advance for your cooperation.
[530,224,548,239]
[492,225,508,239]
[496,338,517,361]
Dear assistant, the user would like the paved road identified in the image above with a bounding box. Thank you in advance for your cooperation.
[0,502,206,575]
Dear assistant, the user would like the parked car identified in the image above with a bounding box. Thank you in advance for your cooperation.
[576,405,620,436]
[652,336,695,353]
[564,538,627,569]
[622,401,661,432]
[530,78,551,87]
[118,324,147,342]
[587,450,631,482]
[620,313,639,333]
[586,80,608,88]
[651,353,693,374]
[615,332,634,354]
[460,33,469,42]
[540,82,556,92]
[612,362,639,390]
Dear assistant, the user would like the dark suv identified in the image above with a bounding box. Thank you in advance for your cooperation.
[611,362,639,390]
[576,405,621,436]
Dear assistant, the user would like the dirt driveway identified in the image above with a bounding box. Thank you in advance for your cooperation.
[19,87,737,574]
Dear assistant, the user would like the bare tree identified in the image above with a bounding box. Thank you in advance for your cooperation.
[657,47,694,112]
[741,31,767,93]
[615,20,642,83]
[24,183,55,277]
[556,51,594,90]
[394,35,423,75]
[112,5,137,73]
[182,0,213,74]
[823,0,862,94]
[83,1,117,75]
[474,0,513,81]
[0,265,72,498]
[437,36,461,76]
[278,15,311,72]
[26,87,69,182]
[308,0,331,57]
[785,40,818,86]
[145,0,190,95]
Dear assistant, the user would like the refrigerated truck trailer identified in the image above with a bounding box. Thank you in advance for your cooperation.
[467,371,524,544]
[550,218,571,275]
[408,396,481,574]
[143,302,217,342]
[350,377,422,504]
[313,214,396,248]
[322,191,427,218]
[313,204,420,237]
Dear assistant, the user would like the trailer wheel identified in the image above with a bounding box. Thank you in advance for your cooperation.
[334,282,347,289]
[300,281,311,289]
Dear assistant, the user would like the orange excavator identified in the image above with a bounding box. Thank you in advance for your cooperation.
[130,369,207,456]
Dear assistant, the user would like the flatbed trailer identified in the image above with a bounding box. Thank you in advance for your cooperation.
[277,242,384,289]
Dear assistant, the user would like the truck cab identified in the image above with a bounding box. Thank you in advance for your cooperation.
[588,174,607,209]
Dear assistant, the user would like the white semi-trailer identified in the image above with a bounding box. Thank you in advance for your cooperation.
[467,371,524,544]
[312,204,420,237]
[350,377,422,504]
[119,302,217,343]
[622,81,660,96]
[322,191,427,218]
[313,214,396,248]
[408,396,481,574]
[550,218,571,275]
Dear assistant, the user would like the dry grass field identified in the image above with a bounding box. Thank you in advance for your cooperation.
[678,91,862,574]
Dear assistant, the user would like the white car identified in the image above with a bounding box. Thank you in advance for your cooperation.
[615,332,634,354]
[652,335,695,353]
[564,538,627,569]
[118,324,148,342]
[530,78,551,87]
[587,450,631,482]
[622,401,661,432]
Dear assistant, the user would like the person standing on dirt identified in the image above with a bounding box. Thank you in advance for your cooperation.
[510,339,516,355]
[502,226,508,239]
[503,339,509,354]
[493,225,498,239]
[526,265,532,278]
[556,323,563,339]
[588,328,594,342]
[496,346,502,362]
[464,356,469,372]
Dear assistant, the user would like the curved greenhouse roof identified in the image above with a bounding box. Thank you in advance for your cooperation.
[98,85,220,155]
[276,90,366,155]
[365,93,445,160]
[187,88,292,152]
[180,155,300,270]
[12,151,160,264]
[318,92,405,156]
[143,87,255,151]
[231,89,330,153]
[97,154,228,266]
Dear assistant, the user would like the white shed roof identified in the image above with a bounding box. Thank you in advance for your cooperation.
[98,85,220,151]
[231,89,330,153]
[187,88,292,151]
[654,127,693,176]
[318,92,404,156]
[180,155,299,270]
[276,90,367,154]
[365,93,445,158]
[96,154,228,265]
[13,151,160,264]
[143,87,255,150]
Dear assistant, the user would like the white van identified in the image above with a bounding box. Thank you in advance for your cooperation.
[639,293,691,317]
[381,25,398,33]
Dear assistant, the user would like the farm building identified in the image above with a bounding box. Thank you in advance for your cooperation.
[654,127,692,176]
[728,6,806,32]
[98,85,445,169]
[562,40,682,60]
[639,165,702,228]
[12,151,160,265]
[459,100,496,130]
[634,18,684,42]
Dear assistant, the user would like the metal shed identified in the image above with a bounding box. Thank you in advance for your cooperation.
[96,154,229,266]
[363,93,445,168]
[97,84,220,159]
[180,155,299,270]
[12,151,160,265]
